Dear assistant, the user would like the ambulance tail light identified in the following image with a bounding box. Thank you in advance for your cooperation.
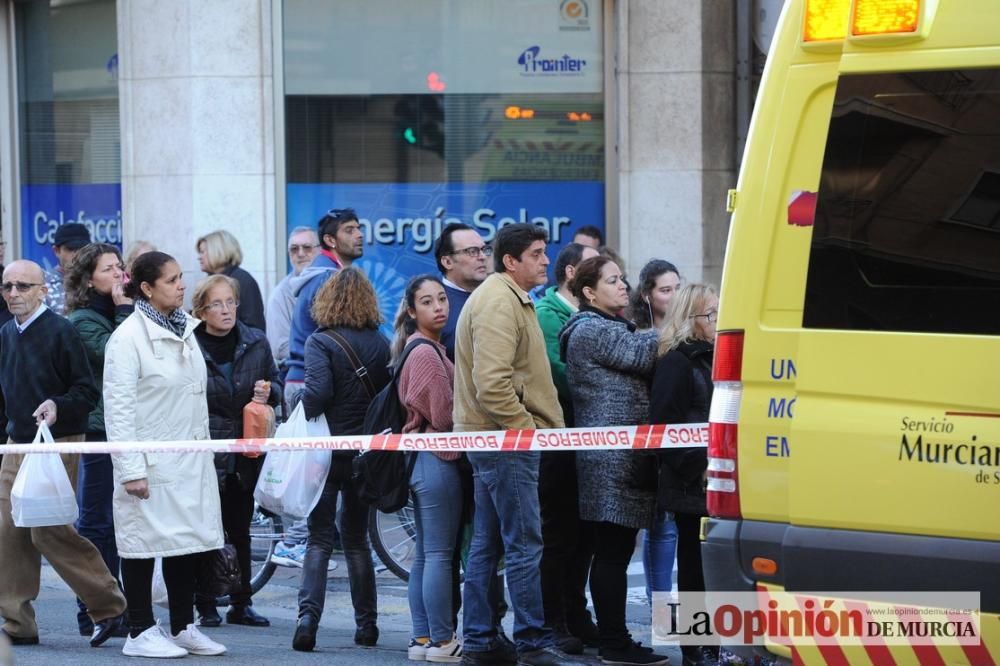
[708,331,744,518]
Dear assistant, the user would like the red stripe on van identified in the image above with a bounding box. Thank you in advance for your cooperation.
[948,610,995,666]
[844,601,897,666]
[793,596,851,666]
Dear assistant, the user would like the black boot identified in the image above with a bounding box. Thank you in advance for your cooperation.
[353,624,378,646]
[197,605,222,628]
[226,605,270,627]
[552,625,585,655]
[567,616,600,648]
[292,615,318,652]
[682,644,719,666]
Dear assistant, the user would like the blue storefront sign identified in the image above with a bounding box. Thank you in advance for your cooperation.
[287,180,603,334]
[20,184,123,271]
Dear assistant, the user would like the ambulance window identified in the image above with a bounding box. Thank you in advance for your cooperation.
[803,69,1000,336]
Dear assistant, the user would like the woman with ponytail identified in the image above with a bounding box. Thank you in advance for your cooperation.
[393,275,464,663]
[626,259,681,331]
[625,259,682,619]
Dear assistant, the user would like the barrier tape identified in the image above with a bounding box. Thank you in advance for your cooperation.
[0,423,709,456]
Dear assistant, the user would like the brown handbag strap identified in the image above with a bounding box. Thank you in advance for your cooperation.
[320,329,378,400]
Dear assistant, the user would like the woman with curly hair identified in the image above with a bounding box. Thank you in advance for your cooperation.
[64,242,133,637]
[292,267,390,652]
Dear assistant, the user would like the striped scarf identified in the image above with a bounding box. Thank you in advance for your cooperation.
[136,299,188,338]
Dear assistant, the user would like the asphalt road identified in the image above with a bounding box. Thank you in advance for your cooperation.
[3,551,682,666]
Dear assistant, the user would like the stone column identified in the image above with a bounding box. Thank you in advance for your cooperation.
[117,0,277,299]
[616,0,736,285]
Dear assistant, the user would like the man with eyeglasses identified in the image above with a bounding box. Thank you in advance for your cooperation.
[285,209,364,406]
[0,260,126,648]
[265,226,320,375]
[434,223,491,361]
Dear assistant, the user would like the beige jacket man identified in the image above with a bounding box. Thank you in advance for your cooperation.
[453,270,564,432]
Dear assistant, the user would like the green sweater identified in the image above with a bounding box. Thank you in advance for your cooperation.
[68,304,132,435]
[535,286,577,426]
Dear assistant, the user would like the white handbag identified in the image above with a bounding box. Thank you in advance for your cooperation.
[10,422,80,528]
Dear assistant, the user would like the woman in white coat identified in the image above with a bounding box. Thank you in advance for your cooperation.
[104,251,227,659]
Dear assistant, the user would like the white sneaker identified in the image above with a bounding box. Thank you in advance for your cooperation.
[169,623,227,656]
[328,558,339,572]
[426,637,462,663]
[122,623,187,659]
[408,637,429,661]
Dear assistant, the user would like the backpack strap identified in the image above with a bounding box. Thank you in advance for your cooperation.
[395,338,446,432]
[321,329,378,400]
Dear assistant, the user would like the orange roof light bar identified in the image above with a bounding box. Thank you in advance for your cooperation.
[852,0,920,36]
[803,0,851,42]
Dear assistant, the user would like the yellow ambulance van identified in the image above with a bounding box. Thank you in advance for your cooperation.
[703,0,1000,663]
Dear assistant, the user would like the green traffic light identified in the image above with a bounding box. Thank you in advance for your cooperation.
[403,127,417,144]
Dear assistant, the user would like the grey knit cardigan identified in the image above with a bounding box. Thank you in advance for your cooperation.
[559,310,659,530]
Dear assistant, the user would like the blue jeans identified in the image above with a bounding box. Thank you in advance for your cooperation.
[463,451,551,654]
[643,511,678,603]
[76,452,119,578]
[409,453,463,642]
[76,446,120,625]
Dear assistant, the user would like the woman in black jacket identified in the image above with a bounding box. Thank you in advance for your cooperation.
[196,230,266,332]
[191,275,282,628]
[649,283,718,666]
[292,267,390,652]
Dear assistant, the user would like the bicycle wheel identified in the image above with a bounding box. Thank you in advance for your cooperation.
[368,502,417,582]
[215,507,283,606]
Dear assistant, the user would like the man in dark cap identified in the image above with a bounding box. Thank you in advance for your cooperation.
[45,223,91,315]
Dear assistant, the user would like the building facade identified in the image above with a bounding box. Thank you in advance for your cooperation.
[0,0,773,312]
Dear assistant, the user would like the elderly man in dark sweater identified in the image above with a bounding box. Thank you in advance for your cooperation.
[0,260,126,648]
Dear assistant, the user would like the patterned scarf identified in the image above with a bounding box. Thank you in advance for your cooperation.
[136,298,189,338]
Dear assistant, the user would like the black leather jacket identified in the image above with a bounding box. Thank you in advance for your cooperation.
[649,339,714,515]
[196,321,283,488]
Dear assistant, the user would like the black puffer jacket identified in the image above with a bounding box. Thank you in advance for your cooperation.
[196,321,283,488]
[649,339,714,515]
[302,326,390,470]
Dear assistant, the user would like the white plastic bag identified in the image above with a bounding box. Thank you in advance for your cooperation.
[253,402,332,520]
[10,422,80,528]
[151,558,169,608]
